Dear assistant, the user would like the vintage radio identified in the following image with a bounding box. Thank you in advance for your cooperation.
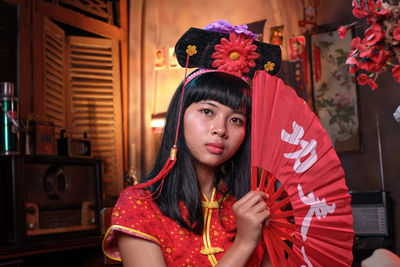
[0,155,103,244]
[351,191,394,263]
[351,191,392,237]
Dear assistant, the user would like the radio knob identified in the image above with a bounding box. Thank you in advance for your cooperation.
[26,206,36,214]
[27,222,35,230]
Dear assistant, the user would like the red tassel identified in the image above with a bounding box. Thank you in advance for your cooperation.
[133,146,178,190]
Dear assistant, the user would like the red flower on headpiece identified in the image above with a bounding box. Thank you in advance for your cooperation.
[211,33,259,77]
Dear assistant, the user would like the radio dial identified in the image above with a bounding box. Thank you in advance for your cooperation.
[27,222,35,230]
[26,206,36,214]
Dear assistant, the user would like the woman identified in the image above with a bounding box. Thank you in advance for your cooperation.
[103,71,271,266]
[103,19,283,266]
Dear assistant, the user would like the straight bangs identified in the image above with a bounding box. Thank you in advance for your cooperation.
[184,72,252,116]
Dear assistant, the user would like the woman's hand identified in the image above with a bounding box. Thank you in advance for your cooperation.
[233,190,270,250]
[361,249,400,267]
[216,191,270,267]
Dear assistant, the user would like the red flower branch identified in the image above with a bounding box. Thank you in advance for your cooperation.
[339,0,400,90]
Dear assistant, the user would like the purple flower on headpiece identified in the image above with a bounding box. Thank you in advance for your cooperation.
[204,20,234,34]
[204,20,258,40]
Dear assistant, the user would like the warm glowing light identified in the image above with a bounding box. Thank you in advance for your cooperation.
[151,118,166,129]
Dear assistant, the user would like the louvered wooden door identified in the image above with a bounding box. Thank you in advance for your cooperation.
[42,17,66,132]
[37,17,124,199]
[65,36,123,198]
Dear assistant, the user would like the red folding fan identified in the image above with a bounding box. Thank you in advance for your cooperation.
[251,71,354,267]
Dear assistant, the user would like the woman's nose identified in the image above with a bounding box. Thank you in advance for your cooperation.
[211,122,228,138]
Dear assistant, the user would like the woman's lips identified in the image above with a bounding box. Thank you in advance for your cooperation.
[205,143,224,154]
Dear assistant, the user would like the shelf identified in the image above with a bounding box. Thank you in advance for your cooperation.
[0,235,103,260]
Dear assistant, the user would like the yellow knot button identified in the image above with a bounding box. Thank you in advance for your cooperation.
[202,201,219,209]
[200,247,224,255]
[229,52,240,61]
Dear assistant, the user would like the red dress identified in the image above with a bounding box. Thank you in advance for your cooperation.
[102,186,264,266]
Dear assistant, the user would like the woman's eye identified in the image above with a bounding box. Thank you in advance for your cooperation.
[201,109,212,115]
[231,117,243,125]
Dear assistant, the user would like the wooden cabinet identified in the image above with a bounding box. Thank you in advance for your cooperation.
[2,0,128,204]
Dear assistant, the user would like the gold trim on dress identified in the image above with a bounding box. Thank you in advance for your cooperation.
[102,224,161,261]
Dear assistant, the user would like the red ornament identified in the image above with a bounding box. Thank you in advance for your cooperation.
[211,33,259,77]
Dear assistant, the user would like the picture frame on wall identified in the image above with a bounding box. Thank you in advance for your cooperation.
[310,24,361,153]
[289,36,305,62]
[154,47,166,70]
[247,19,267,42]
[269,25,283,46]
[168,47,180,69]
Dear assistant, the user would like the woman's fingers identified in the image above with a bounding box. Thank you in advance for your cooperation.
[233,191,272,248]
[236,190,265,204]
[233,190,270,224]
[253,200,268,214]
[235,191,268,210]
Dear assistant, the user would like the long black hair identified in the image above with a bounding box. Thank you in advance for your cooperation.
[142,70,252,234]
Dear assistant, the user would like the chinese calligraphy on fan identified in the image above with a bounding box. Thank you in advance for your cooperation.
[281,121,337,267]
[297,184,336,241]
[281,121,317,173]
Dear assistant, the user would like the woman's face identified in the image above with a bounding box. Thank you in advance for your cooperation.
[183,100,247,170]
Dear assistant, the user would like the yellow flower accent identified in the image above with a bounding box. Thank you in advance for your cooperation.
[264,61,275,72]
[186,45,197,56]
[229,51,240,61]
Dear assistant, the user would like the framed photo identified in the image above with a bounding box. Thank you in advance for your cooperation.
[269,25,283,46]
[168,47,180,69]
[154,47,166,70]
[310,25,361,153]
[289,36,305,62]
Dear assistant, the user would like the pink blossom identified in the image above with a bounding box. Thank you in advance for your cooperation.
[365,23,384,46]
[336,94,353,108]
[357,73,369,85]
[338,26,348,39]
[360,46,373,58]
[393,21,400,41]
[357,73,377,90]
[367,0,389,17]
[346,56,360,67]
[349,64,359,74]
[392,65,400,83]
[352,0,368,18]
